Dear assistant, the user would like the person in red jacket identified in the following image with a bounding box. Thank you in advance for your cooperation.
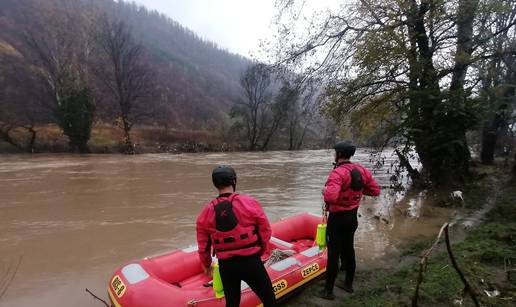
[317,140,381,300]
[196,165,276,307]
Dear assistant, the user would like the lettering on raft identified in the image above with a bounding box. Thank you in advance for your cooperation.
[111,275,127,298]
[272,279,288,294]
[301,263,320,279]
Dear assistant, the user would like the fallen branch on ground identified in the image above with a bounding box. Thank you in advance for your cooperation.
[412,223,448,307]
[445,225,480,307]
[412,223,480,307]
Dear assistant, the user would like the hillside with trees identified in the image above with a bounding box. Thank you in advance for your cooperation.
[0,0,331,153]
[0,0,250,152]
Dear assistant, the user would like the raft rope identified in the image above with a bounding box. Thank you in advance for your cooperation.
[264,249,295,267]
[322,201,328,224]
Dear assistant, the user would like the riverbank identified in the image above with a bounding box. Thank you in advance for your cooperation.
[284,162,516,306]
[0,123,326,154]
[0,123,235,154]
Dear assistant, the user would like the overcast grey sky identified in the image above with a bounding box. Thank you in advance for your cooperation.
[133,0,276,57]
[133,0,340,58]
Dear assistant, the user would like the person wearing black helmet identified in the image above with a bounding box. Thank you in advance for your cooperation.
[196,165,276,307]
[316,141,381,300]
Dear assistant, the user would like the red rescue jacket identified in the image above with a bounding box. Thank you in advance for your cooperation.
[323,162,381,212]
[196,193,271,268]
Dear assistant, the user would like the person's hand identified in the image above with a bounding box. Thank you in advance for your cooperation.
[203,264,213,277]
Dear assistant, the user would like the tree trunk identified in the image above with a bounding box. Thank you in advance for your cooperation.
[407,0,454,184]
[78,143,91,154]
[405,0,476,185]
[69,139,90,154]
[122,117,134,154]
[433,0,479,180]
[449,0,479,92]
[260,124,277,150]
[295,122,310,150]
[512,153,516,180]
[27,126,36,153]
[248,112,258,151]
[481,56,515,165]
[481,115,504,164]
[288,121,295,151]
[260,111,284,151]
[395,149,420,182]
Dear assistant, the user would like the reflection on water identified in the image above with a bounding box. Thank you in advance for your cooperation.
[0,150,451,307]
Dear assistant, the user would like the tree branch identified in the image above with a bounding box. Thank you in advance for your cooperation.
[444,225,480,307]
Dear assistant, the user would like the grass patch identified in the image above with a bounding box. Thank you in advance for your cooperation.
[397,235,435,258]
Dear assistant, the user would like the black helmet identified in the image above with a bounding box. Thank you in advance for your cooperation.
[334,140,356,157]
[212,165,237,189]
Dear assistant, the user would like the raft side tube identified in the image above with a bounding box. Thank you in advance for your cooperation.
[271,213,320,244]
[142,249,204,285]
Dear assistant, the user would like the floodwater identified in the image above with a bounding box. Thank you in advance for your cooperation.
[0,150,452,307]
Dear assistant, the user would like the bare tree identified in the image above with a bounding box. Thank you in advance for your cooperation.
[479,6,516,164]
[20,0,95,153]
[0,50,42,152]
[260,84,291,150]
[95,16,153,154]
[232,63,273,150]
[233,65,319,151]
[279,79,321,150]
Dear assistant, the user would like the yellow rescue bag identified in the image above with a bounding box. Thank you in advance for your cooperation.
[212,262,224,298]
[316,223,327,249]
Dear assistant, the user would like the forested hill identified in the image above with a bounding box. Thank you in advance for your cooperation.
[0,0,250,129]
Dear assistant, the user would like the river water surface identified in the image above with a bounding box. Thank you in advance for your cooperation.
[0,150,452,306]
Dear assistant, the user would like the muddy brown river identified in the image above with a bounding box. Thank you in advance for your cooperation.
[0,150,452,306]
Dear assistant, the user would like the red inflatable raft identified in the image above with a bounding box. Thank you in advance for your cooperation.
[107,212,327,307]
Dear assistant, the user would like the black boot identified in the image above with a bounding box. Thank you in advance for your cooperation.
[336,280,354,293]
[315,289,335,300]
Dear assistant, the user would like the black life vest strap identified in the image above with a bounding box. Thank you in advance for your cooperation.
[215,241,260,253]
[213,230,258,244]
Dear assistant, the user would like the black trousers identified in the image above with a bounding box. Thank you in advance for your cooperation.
[324,209,358,291]
[219,253,277,307]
